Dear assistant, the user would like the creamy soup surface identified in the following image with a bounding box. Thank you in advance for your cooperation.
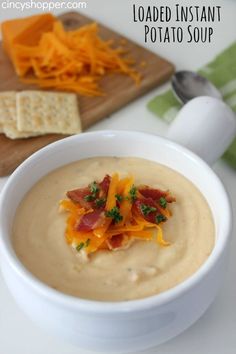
[13,157,215,301]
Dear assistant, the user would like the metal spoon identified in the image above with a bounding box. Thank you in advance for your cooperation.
[171,70,222,104]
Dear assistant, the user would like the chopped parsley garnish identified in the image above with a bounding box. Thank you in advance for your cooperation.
[76,242,85,252]
[159,197,167,209]
[84,238,90,247]
[84,181,100,202]
[140,204,157,216]
[105,206,123,223]
[115,194,123,202]
[89,181,100,195]
[84,194,96,202]
[95,198,106,208]
[76,238,90,252]
[129,185,137,203]
[156,214,167,224]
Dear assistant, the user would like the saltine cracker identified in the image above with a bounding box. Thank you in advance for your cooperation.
[17,91,81,134]
[3,121,40,140]
[0,91,17,123]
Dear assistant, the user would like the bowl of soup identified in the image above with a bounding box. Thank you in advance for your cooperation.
[0,127,232,353]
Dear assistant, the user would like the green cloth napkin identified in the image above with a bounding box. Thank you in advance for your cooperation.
[147,42,236,168]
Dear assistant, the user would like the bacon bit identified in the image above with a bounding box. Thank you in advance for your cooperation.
[106,233,133,251]
[133,197,161,224]
[67,187,92,209]
[99,174,111,195]
[107,234,125,249]
[138,186,175,203]
[60,174,175,254]
[76,210,105,232]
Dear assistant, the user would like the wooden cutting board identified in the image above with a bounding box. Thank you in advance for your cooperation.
[0,12,174,176]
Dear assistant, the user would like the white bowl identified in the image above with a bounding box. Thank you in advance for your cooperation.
[0,129,233,353]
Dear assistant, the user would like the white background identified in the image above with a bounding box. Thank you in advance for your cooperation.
[0,0,235,353]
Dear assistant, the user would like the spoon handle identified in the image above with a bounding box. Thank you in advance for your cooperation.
[167,96,236,165]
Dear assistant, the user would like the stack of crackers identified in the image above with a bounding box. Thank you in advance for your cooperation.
[0,91,82,139]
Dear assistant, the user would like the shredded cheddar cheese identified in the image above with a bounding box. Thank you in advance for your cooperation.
[4,19,141,96]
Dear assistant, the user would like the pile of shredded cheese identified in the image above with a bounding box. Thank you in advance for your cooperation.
[12,22,141,96]
[59,173,175,255]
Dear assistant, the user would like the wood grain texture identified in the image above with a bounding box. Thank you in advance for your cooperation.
[0,12,174,176]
